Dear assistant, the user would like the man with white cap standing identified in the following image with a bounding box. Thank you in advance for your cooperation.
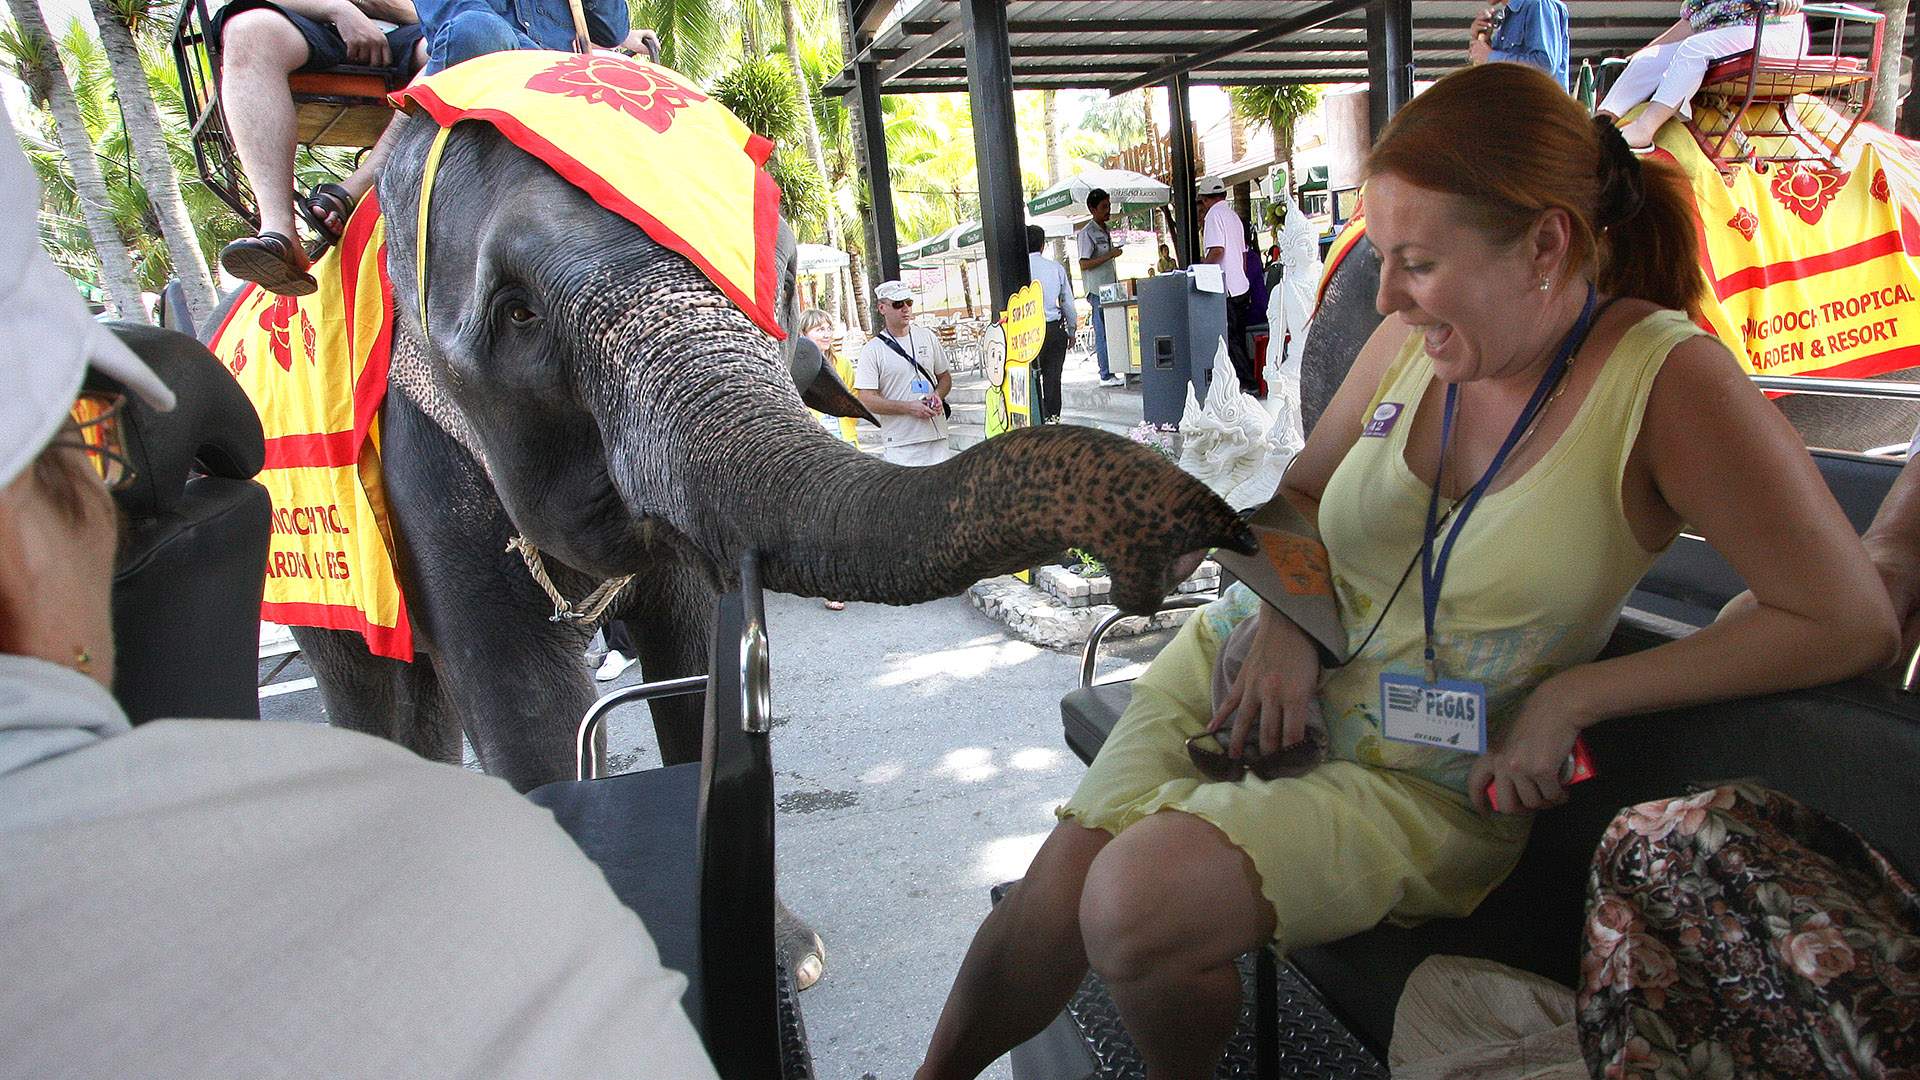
[1195,175,1257,396]
[854,279,954,466]
[0,123,717,1078]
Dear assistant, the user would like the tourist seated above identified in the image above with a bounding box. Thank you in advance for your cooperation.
[413,0,658,74]
[213,0,429,295]
[914,62,1896,1079]
[1597,0,1807,148]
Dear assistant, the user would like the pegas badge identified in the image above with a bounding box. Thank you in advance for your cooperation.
[1378,671,1488,753]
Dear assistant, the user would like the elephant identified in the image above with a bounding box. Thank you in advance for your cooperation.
[1300,234,1920,451]
[205,114,1251,980]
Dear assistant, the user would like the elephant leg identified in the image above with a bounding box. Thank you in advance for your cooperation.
[620,554,718,767]
[381,392,598,792]
[294,625,460,764]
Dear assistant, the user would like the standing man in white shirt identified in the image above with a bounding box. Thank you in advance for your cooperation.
[1027,224,1078,424]
[1075,188,1126,389]
[853,280,954,465]
[1194,175,1257,396]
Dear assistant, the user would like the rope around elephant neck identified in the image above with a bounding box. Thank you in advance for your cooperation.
[505,536,633,624]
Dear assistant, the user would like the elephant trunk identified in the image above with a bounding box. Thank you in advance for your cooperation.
[682,419,1252,615]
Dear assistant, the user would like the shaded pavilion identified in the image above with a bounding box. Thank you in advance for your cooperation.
[827,0,1918,316]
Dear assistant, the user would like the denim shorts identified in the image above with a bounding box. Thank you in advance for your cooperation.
[212,0,425,78]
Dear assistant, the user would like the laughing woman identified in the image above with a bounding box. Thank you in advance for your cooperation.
[915,63,1895,1080]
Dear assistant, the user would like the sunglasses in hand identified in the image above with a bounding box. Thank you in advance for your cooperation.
[1186,726,1327,782]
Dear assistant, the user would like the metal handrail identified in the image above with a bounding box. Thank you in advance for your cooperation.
[1080,594,1214,688]
[1750,375,1920,401]
[574,675,709,780]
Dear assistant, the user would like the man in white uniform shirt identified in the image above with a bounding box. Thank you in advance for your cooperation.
[854,280,953,465]
[1195,175,1257,395]
[1027,224,1078,424]
[1075,188,1126,388]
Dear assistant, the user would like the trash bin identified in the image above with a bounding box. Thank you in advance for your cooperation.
[1136,270,1227,427]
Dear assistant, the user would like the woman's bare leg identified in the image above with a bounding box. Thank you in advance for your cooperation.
[1079,810,1276,1080]
[916,820,1112,1080]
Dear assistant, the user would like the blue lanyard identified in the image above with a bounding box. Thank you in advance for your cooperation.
[1420,285,1597,681]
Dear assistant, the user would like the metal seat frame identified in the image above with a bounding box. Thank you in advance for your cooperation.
[170,0,403,229]
[1684,1,1885,170]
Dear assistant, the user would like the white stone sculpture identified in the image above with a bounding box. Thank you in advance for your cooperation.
[1177,338,1272,498]
[1264,197,1323,392]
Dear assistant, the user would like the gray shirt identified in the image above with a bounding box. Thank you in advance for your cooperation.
[0,654,718,1080]
[1076,219,1119,294]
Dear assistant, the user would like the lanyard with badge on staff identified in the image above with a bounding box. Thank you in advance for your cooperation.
[1378,285,1600,798]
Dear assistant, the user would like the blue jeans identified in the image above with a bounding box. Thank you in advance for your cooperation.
[414,0,628,73]
[1090,294,1112,378]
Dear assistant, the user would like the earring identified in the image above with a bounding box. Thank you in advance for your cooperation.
[1539,276,1552,292]
[71,647,92,673]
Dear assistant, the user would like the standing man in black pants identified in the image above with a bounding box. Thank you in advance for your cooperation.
[1195,176,1257,396]
[1026,225,1078,424]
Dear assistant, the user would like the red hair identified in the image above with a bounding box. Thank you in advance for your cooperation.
[1366,63,1704,313]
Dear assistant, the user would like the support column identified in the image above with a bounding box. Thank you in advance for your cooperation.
[855,60,900,284]
[1366,0,1413,140]
[961,0,1029,311]
[1902,10,1919,140]
[1166,74,1198,266]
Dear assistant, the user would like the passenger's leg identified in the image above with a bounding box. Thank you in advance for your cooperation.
[1595,41,1683,121]
[917,819,1112,1080]
[219,8,310,242]
[427,9,530,73]
[1079,809,1275,1079]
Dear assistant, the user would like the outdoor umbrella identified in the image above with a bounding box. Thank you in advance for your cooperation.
[795,243,850,275]
[1026,168,1170,219]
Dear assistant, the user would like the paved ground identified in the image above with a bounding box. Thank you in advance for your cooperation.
[263,587,1175,1080]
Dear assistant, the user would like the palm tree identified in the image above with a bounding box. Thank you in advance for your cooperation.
[1228,84,1321,201]
[777,0,840,315]
[87,0,218,326]
[1867,0,1906,131]
[2,0,147,321]
[631,0,729,78]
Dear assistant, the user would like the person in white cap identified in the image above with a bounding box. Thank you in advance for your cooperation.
[1194,175,1258,396]
[854,279,954,466]
[0,125,716,1078]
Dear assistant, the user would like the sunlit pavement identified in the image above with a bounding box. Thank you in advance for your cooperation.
[263,585,1174,1079]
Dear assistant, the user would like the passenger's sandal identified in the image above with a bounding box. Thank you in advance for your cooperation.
[298,183,355,246]
[220,232,318,296]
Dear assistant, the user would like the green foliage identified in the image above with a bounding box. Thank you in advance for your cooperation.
[1079,91,1146,146]
[766,149,824,233]
[632,0,728,79]
[1227,85,1321,144]
[712,57,803,143]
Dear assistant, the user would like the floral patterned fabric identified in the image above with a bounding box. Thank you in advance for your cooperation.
[1578,783,1920,1078]
[1680,0,1786,32]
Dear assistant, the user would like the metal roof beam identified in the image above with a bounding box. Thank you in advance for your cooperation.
[1106,0,1373,96]
[878,18,964,82]
[879,36,1659,62]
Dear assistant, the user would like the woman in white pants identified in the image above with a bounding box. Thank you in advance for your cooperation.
[1598,0,1805,148]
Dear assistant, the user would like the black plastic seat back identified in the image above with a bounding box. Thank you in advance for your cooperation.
[1629,448,1903,627]
[99,322,269,724]
[699,556,782,1077]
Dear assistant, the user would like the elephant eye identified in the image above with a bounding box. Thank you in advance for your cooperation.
[494,290,544,330]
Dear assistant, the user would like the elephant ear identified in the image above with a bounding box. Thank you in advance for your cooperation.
[792,336,877,424]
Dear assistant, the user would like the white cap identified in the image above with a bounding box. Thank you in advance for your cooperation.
[0,123,175,491]
[873,279,914,303]
[1196,175,1227,196]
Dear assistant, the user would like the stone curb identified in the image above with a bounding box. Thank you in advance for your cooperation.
[967,574,1208,650]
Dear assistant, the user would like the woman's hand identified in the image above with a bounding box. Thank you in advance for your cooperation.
[1210,603,1323,759]
[1468,673,1597,814]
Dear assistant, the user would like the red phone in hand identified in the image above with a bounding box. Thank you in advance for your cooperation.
[1486,737,1594,812]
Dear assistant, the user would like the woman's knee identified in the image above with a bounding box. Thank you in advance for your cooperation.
[1079,813,1270,985]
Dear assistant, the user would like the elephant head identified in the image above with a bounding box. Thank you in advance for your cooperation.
[377,117,1249,613]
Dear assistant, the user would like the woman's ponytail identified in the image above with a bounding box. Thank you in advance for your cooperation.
[1592,117,1706,314]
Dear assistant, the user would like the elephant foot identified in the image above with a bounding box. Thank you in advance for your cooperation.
[776,897,827,992]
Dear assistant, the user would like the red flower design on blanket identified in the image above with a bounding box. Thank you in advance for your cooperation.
[1770,165,1847,226]
[1871,169,1890,204]
[525,55,708,135]
[1728,207,1758,242]
[259,295,301,371]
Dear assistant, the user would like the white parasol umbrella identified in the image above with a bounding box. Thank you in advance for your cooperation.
[1026,168,1171,220]
[795,243,850,275]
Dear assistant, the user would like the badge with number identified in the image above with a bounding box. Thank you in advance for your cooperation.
[1379,672,1487,753]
